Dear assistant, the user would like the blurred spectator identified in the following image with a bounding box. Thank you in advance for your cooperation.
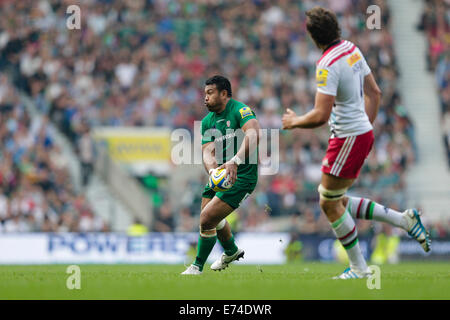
[297,208,319,235]
[77,122,95,188]
[127,218,149,236]
[370,224,401,264]
[153,202,175,232]
[176,207,196,232]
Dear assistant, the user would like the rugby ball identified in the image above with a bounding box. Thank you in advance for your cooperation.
[209,168,233,192]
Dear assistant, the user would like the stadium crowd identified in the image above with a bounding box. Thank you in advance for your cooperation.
[417,0,450,168]
[0,73,108,232]
[0,0,448,236]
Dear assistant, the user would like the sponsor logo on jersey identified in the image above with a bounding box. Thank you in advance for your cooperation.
[347,52,361,67]
[239,107,253,119]
[316,69,328,87]
[216,119,225,123]
[226,120,230,127]
[215,132,237,142]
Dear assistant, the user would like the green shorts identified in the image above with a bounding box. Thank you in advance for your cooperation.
[202,178,257,209]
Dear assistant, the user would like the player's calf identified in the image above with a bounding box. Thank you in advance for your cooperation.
[190,227,217,272]
[318,184,368,274]
[216,219,239,257]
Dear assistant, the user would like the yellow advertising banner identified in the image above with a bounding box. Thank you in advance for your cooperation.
[93,127,171,163]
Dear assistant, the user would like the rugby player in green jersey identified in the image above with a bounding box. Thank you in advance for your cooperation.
[182,75,261,275]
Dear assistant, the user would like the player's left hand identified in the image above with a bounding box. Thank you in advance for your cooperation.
[282,108,297,130]
[217,161,238,185]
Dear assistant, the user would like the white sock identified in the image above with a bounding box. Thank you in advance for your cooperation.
[347,196,408,230]
[331,210,367,273]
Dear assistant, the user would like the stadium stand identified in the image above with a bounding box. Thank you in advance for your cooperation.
[417,0,450,168]
[0,0,447,236]
[0,73,108,232]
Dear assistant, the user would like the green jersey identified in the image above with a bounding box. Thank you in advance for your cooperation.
[201,98,258,183]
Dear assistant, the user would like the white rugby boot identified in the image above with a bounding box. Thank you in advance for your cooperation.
[403,209,431,252]
[211,248,244,271]
[181,264,202,275]
[333,267,372,280]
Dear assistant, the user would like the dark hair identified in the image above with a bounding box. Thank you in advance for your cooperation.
[306,7,341,48]
[205,75,232,97]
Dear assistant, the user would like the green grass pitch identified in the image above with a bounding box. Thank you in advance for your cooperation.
[1,262,449,299]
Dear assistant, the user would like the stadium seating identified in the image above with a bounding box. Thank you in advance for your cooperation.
[417,0,450,169]
[0,73,106,232]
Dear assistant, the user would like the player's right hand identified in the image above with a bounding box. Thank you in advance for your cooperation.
[282,108,298,130]
[217,161,237,185]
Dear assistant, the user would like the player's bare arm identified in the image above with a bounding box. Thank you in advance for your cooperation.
[218,118,261,184]
[202,141,217,174]
[363,72,382,124]
[282,92,334,130]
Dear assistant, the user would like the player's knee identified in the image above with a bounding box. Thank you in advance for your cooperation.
[199,216,216,235]
[199,217,213,230]
[199,210,216,230]
[320,198,335,213]
[318,184,348,214]
[318,184,347,202]
[199,225,217,238]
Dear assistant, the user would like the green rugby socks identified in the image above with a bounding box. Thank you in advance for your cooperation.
[219,235,238,256]
[193,233,217,271]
